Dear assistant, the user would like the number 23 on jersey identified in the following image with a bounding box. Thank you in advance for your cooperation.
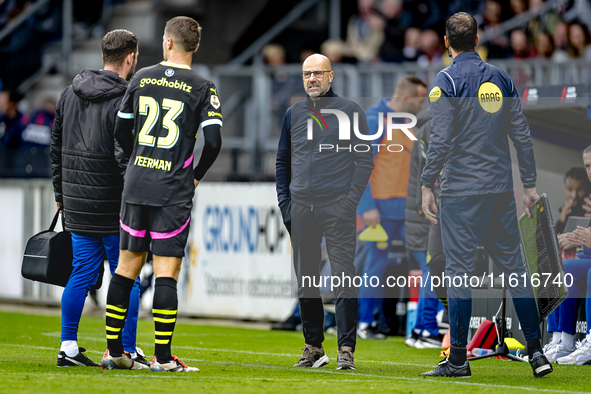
[137,95,184,149]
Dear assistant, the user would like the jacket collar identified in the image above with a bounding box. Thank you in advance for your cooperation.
[452,50,482,65]
[306,87,338,107]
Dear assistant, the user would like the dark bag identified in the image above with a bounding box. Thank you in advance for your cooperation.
[21,208,104,288]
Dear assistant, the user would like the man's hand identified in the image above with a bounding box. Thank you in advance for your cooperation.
[558,233,578,251]
[523,187,539,218]
[194,179,199,188]
[363,209,380,228]
[560,198,574,224]
[56,202,62,212]
[421,186,438,224]
[573,226,591,249]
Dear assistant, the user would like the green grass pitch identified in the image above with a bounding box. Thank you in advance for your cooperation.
[0,308,589,393]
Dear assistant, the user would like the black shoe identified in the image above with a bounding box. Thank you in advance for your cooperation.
[271,316,300,331]
[57,347,100,367]
[405,330,420,347]
[415,332,444,349]
[357,325,386,340]
[529,351,553,378]
[420,358,471,378]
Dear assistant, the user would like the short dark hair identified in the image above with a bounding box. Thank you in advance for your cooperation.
[565,167,588,183]
[446,12,478,52]
[165,16,202,53]
[101,29,138,66]
[395,75,427,96]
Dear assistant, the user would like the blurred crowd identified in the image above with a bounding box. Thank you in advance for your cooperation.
[264,0,591,67]
[0,90,55,177]
[0,0,63,91]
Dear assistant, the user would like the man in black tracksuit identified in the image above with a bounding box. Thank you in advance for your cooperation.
[51,30,148,369]
[276,54,374,371]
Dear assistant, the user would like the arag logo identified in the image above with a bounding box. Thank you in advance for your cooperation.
[478,82,503,113]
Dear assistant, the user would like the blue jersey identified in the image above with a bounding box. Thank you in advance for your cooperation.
[421,51,536,197]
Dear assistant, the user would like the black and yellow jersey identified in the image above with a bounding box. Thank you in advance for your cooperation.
[117,61,222,206]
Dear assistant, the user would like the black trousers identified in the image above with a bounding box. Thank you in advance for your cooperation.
[290,198,358,351]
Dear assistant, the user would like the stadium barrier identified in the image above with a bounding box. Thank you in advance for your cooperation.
[0,181,295,321]
[200,59,590,180]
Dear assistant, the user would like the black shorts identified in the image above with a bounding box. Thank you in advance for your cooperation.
[120,200,192,258]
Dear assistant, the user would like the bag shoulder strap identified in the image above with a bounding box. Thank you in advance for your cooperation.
[49,208,61,232]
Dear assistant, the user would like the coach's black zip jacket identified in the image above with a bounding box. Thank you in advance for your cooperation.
[51,69,128,235]
[276,88,374,213]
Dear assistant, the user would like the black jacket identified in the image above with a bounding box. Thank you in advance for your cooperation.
[405,109,432,251]
[275,89,374,211]
[51,69,128,235]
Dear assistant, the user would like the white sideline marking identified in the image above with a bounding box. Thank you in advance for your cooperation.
[4,343,586,393]
[39,333,428,366]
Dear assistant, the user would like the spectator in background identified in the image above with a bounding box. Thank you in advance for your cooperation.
[547,148,591,363]
[536,31,555,59]
[528,0,562,45]
[345,0,385,63]
[357,75,427,340]
[417,29,443,68]
[402,27,420,62]
[263,43,286,66]
[556,167,591,235]
[567,21,591,60]
[510,0,528,17]
[0,90,27,149]
[482,0,510,58]
[378,0,413,62]
[264,43,303,145]
[321,39,345,64]
[552,22,570,61]
[0,90,29,177]
[510,29,537,58]
[22,96,56,147]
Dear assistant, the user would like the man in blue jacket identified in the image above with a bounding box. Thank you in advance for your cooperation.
[420,12,552,378]
[51,30,147,369]
[276,54,374,371]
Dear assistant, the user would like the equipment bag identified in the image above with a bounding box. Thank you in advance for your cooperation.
[21,208,103,288]
[467,319,498,354]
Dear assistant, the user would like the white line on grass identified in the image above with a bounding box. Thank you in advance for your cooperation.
[5,343,585,394]
[179,358,591,394]
[39,333,429,367]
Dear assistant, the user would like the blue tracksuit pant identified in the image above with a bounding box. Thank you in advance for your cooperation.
[547,250,591,335]
[61,232,140,353]
[440,193,541,347]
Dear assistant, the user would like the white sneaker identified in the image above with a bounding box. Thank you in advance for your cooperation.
[556,339,591,365]
[543,340,558,355]
[405,330,420,347]
[150,355,200,372]
[548,341,575,363]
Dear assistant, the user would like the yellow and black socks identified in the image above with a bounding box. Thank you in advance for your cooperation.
[105,273,135,356]
[153,277,178,362]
